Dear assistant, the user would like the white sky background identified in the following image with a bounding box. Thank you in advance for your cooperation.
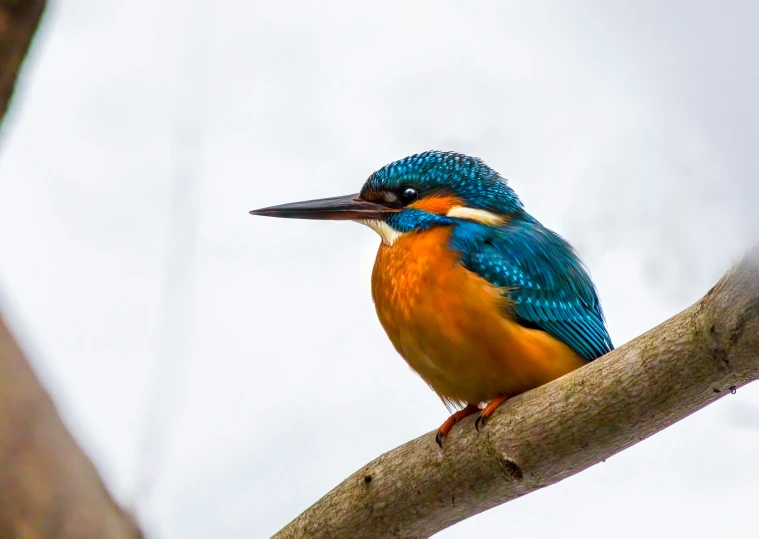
[1,0,758,537]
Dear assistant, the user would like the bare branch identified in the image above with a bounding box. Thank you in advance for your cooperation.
[275,246,759,538]
[0,0,45,124]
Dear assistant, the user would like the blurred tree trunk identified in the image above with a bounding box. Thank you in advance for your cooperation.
[0,1,143,537]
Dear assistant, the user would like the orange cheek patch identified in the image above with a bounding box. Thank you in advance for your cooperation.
[408,194,464,215]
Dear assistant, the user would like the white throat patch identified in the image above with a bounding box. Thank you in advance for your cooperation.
[356,219,403,246]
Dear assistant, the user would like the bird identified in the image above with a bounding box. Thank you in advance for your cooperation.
[250,151,613,447]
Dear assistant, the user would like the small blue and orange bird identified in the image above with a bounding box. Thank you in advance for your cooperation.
[250,151,613,446]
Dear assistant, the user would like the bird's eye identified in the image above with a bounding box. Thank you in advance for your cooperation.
[399,187,418,205]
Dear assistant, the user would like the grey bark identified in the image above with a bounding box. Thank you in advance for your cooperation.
[274,246,759,538]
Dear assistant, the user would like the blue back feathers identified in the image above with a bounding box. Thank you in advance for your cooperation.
[362,150,614,361]
[451,218,613,360]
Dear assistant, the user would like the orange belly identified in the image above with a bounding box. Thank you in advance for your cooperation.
[371,226,587,408]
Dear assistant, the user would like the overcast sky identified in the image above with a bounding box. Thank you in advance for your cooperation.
[1,1,758,537]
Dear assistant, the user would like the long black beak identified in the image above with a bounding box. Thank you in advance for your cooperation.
[249,193,396,220]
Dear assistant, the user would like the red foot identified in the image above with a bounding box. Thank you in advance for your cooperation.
[435,404,480,447]
[475,394,509,431]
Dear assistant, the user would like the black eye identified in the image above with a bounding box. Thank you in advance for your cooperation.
[399,187,418,205]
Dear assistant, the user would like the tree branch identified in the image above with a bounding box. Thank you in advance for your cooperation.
[0,1,143,537]
[0,0,45,123]
[275,246,759,538]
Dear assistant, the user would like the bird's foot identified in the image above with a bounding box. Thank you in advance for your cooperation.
[475,394,509,431]
[435,404,480,447]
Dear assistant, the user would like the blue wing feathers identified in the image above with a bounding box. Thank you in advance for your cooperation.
[450,218,613,361]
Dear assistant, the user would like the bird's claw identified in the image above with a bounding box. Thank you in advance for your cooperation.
[474,394,508,432]
[435,403,480,448]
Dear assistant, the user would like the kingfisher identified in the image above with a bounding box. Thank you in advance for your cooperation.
[250,151,613,447]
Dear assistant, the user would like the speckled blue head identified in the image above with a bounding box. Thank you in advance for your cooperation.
[360,151,523,215]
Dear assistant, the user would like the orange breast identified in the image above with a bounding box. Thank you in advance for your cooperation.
[371,226,586,408]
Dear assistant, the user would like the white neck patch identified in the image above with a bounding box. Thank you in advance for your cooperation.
[356,219,404,246]
[356,206,504,246]
[446,206,505,225]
